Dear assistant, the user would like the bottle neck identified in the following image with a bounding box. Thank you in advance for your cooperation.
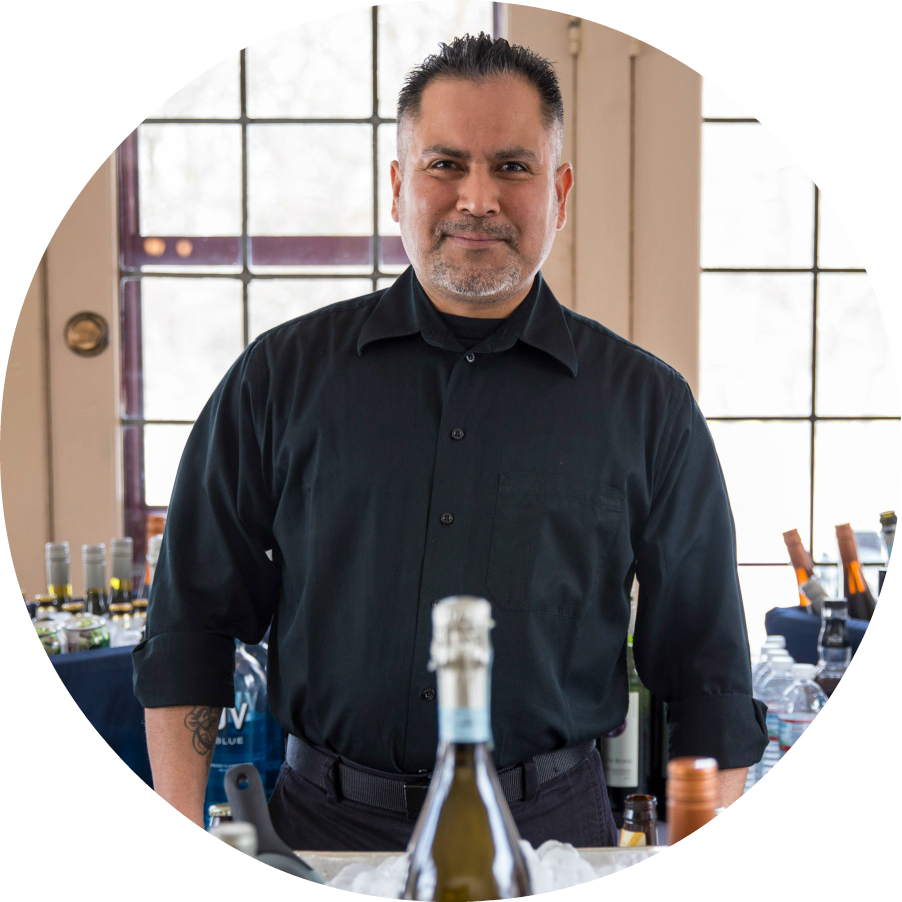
[436,661,492,746]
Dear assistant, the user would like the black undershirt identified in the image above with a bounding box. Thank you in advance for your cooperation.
[436,310,506,349]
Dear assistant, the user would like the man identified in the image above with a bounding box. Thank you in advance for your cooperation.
[133,34,767,851]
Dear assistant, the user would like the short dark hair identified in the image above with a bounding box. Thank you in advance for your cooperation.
[397,33,564,156]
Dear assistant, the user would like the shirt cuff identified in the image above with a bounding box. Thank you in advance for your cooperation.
[131,631,236,709]
[667,693,769,770]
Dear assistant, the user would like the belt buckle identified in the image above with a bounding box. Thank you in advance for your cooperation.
[403,781,430,820]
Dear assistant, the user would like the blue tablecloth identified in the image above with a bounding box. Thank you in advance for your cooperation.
[764,605,868,665]
[50,644,153,786]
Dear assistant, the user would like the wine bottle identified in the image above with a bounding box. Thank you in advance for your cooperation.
[109,537,134,609]
[45,542,74,609]
[782,529,820,615]
[82,543,108,616]
[647,693,669,823]
[814,598,851,698]
[404,596,531,902]
[601,633,651,824]
[835,524,877,621]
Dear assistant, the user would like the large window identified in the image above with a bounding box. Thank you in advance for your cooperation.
[698,81,900,653]
[118,2,499,556]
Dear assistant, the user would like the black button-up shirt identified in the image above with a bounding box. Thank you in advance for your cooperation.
[133,267,767,773]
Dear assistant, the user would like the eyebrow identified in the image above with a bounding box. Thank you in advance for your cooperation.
[420,144,541,164]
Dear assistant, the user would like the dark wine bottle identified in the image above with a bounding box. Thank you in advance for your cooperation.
[82,543,108,616]
[404,596,531,902]
[814,598,851,698]
[109,537,134,609]
[835,524,877,621]
[782,529,821,615]
[601,634,651,825]
[45,542,74,609]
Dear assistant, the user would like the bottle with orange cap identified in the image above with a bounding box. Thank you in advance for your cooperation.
[835,524,877,621]
[666,757,721,844]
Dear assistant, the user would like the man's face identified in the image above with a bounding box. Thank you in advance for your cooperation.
[391,75,573,317]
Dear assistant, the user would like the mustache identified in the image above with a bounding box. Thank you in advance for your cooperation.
[434,221,518,243]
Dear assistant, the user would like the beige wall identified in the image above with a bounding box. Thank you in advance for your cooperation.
[508,12,701,391]
[1,158,121,600]
[2,9,702,601]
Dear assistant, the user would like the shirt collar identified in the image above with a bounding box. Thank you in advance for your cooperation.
[357,266,578,377]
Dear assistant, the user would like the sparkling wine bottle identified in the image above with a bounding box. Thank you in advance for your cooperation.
[782,529,823,615]
[835,524,877,621]
[403,596,531,902]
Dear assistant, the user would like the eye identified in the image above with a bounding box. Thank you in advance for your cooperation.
[430,159,459,171]
[499,162,529,173]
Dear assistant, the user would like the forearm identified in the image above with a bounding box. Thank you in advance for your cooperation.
[145,704,221,828]
[718,766,747,808]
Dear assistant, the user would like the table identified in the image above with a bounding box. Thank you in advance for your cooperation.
[49,643,153,786]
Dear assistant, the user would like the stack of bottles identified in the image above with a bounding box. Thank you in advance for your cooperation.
[746,594,850,791]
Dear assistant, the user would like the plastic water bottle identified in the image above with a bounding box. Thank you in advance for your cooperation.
[203,642,269,828]
[757,653,796,781]
[752,635,787,693]
[778,664,827,754]
[743,637,790,793]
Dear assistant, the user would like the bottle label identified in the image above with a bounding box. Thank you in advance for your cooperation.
[765,708,781,742]
[619,828,647,847]
[439,707,491,743]
[602,691,640,787]
[778,714,817,752]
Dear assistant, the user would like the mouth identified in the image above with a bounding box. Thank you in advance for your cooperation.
[445,233,506,249]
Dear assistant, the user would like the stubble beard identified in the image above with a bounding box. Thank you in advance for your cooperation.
[425,222,523,304]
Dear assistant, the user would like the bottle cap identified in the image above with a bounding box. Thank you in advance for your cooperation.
[82,543,106,562]
[61,602,85,613]
[45,542,69,561]
[429,596,494,670]
[208,803,232,819]
[34,594,58,604]
[764,635,786,646]
[667,757,720,803]
[147,533,163,565]
[792,663,817,680]
[109,603,133,613]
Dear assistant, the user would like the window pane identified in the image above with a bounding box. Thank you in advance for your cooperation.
[138,125,242,235]
[378,123,400,238]
[149,55,240,119]
[245,9,372,118]
[702,79,755,119]
[738,565,801,662]
[142,278,244,420]
[699,273,813,417]
[144,424,193,508]
[247,124,373,236]
[816,273,900,416]
[377,1,496,119]
[818,194,864,270]
[812,420,902,563]
[708,421,811,562]
[701,123,814,268]
[248,278,373,339]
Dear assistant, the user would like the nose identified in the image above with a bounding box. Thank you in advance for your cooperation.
[456,166,500,218]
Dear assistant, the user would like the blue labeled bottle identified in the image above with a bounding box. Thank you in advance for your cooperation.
[244,638,286,796]
[204,641,269,828]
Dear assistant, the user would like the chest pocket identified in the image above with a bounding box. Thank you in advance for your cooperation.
[485,472,624,619]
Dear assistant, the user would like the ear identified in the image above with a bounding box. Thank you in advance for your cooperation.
[554,163,574,230]
[390,160,402,223]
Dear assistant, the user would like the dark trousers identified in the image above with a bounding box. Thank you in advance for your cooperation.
[268,745,618,852]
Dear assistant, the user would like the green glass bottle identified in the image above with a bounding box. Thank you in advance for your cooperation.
[45,542,74,609]
[109,537,134,609]
[404,597,531,902]
[82,543,108,616]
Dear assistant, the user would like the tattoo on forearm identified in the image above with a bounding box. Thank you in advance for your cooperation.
[184,706,220,756]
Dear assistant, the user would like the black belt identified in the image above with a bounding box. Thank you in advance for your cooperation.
[286,734,596,820]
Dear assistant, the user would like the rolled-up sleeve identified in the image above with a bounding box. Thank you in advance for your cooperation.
[132,342,281,709]
[633,378,768,769]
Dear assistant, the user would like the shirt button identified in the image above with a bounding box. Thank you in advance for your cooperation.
[465,352,475,363]
[439,512,454,525]
[421,688,435,701]
[450,428,465,440]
